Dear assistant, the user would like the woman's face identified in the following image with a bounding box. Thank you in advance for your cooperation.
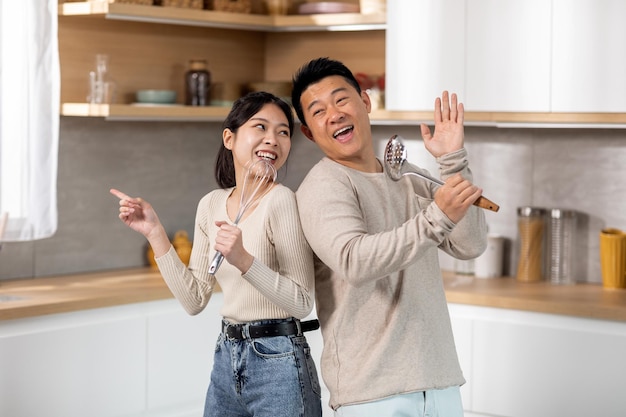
[223,103,292,183]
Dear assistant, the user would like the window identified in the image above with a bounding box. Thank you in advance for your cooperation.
[0,0,59,242]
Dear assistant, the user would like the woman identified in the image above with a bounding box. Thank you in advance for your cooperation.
[110,92,321,417]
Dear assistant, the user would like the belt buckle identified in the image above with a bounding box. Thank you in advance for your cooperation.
[223,323,239,340]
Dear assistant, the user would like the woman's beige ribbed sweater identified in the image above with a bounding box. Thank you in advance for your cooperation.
[155,184,315,322]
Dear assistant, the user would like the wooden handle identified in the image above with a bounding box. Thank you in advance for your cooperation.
[473,195,500,212]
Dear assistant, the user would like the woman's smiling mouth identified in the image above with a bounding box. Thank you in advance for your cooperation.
[256,151,277,161]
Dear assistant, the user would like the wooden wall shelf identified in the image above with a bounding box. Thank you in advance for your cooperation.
[61,103,230,121]
[60,103,626,128]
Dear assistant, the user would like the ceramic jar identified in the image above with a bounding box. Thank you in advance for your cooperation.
[172,230,192,265]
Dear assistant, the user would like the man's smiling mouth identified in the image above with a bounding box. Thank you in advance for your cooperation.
[333,126,353,139]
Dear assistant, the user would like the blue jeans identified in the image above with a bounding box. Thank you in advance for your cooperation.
[203,318,322,417]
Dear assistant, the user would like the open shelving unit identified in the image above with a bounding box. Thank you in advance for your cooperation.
[59,1,389,122]
[59,2,626,127]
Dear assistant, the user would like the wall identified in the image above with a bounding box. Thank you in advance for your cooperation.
[384,124,626,283]
[1,118,625,283]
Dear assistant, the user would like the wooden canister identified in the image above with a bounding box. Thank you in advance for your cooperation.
[516,207,547,282]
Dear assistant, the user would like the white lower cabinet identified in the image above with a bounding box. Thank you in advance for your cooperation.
[0,296,333,417]
[449,303,626,417]
[0,297,223,417]
[11,297,625,417]
[0,307,148,417]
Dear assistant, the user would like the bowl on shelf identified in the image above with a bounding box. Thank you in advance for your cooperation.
[135,90,177,104]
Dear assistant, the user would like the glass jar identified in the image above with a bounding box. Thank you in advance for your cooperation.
[185,59,211,106]
[516,207,547,282]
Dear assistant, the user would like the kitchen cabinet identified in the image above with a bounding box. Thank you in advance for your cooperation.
[385,0,626,127]
[551,0,626,113]
[58,1,386,121]
[0,293,333,417]
[449,303,626,417]
[0,297,222,417]
[385,0,552,113]
[384,0,465,112]
[465,0,551,112]
[5,267,626,416]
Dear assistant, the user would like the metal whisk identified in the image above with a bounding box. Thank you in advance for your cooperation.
[208,159,277,275]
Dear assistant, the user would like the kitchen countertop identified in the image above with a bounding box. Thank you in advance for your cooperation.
[1,268,625,322]
[443,271,626,322]
[0,268,172,321]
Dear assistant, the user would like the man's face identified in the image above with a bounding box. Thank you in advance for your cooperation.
[299,75,373,170]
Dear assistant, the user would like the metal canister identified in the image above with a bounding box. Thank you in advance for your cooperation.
[516,207,547,282]
[546,209,578,285]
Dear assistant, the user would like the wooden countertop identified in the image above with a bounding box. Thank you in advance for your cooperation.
[1,268,625,322]
[442,271,626,322]
[0,268,172,321]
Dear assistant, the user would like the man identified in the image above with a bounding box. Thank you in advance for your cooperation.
[292,57,487,416]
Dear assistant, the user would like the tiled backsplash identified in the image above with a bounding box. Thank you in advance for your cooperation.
[1,118,625,284]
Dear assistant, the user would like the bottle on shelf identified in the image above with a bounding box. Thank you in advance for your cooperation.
[185,59,211,106]
[87,54,116,104]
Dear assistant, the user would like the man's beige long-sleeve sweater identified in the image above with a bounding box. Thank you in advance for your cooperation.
[296,149,487,410]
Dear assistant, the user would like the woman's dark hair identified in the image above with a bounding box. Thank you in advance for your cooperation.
[214,91,294,188]
[291,57,361,127]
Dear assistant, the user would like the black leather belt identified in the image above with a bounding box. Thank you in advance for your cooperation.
[222,319,320,340]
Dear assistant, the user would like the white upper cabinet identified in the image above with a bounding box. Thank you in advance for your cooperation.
[551,0,626,112]
[465,0,551,112]
[386,0,626,117]
[385,0,465,111]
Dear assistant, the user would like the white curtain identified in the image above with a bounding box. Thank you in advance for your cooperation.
[0,0,59,241]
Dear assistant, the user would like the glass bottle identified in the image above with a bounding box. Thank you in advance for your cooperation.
[88,54,116,104]
[185,59,211,106]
